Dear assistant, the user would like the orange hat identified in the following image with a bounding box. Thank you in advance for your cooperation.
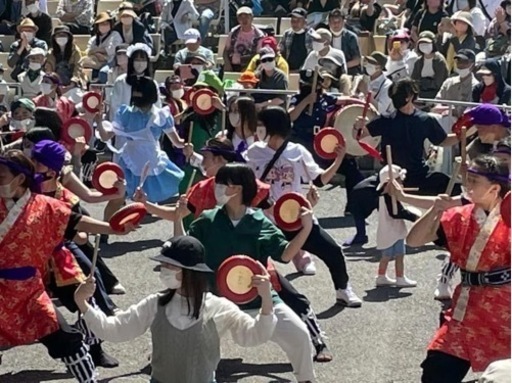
[237,71,259,85]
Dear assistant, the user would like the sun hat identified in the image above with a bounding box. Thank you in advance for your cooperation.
[150,236,213,273]
[237,71,259,85]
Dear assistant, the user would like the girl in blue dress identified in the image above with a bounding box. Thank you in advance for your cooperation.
[100,76,185,203]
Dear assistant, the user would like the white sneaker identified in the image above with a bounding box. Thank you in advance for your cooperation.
[336,284,362,307]
[302,259,317,275]
[375,275,396,287]
[292,251,316,275]
[396,276,417,287]
[434,282,453,300]
[110,283,126,295]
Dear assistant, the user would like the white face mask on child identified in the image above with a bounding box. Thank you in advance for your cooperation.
[214,184,235,206]
[159,267,182,289]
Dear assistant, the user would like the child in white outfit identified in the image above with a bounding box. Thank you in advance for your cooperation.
[375,165,419,287]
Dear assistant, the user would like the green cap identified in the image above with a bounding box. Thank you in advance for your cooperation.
[194,70,224,95]
[11,98,36,113]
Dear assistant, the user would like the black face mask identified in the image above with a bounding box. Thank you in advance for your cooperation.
[37,172,54,182]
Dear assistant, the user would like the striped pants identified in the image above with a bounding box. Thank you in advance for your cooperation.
[439,255,459,284]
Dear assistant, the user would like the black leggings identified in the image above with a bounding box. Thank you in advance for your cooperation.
[284,222,349,290]
[421,350,471,383]
[78,241,119,292]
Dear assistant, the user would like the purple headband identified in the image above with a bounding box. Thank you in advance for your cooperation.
[0,157,42,193]
[467,167,511,183]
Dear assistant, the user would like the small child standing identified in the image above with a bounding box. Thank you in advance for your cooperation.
[375,165,419,287]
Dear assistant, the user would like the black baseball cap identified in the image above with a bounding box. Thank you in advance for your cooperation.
[290,7,307,18]
[328,8,345,19]
[364,51,387,68]
[150,236,213,273]
[455,49,476,63]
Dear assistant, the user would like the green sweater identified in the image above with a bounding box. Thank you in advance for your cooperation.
[188,207,287,310]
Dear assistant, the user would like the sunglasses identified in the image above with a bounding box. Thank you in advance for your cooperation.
[261,58,274,63]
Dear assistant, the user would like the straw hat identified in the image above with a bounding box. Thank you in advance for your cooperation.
[95,12,112,24]
[118,2,138,19]
[451,11,474,30]
[17,18,38,33]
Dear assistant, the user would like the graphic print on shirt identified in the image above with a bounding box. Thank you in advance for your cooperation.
[261,164,295,193]
[234,31,256,57]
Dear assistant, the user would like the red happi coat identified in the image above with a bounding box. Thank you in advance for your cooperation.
[0,192,73,346]
[186,176,271,218]
[429,203,511,371]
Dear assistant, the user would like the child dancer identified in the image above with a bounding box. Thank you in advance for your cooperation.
[375,165,418,287]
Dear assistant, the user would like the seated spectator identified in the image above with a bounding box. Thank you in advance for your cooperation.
[358,52,394,116]
[113,2,153,51]
[7,17,47,81]
[307,0,340,26]
[0,98,36,135]
[18,47,46,98]
[439,11,476,72]
[173,28,214,70]
[328,9,361,75]
[127,0,160,16]
[33,72,75,123]
[487,0,511,38]
[56,0,93,35]
[435,49,478,118]
[279,8,313,72]
[177,53,209,86]
[385,29,418,81]
[247,36,289,75]
[160,0,199,53]
[253,47,288,109]
[411,31,448,98]
[24,0,52,44]
[107,44,129,85]
[472,58,511,105]
[303,28,347,72]
[83,12,123,83]
[466,0,488,44]
[44,26,85,101]
[222,7,264,72]
[344,0,383,33]
[237,71,259,89]
[410,0,448,42]
[194,0,221,39]
[0,0,22,35]
[0,65,11,112]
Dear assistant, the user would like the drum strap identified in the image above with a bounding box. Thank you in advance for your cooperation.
[260,140,289,181]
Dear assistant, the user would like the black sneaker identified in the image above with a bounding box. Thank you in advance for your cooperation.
[90,344,119,368]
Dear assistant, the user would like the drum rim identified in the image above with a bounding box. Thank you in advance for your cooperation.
[109,202,146,232]
[274,192,308,232]
[216,255,260,304]
[91,161,124,195]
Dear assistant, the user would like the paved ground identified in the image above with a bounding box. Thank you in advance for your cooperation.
[0,185,480,383]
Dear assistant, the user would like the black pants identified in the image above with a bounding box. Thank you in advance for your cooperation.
[421,350,471,383]
[284,222,349,290]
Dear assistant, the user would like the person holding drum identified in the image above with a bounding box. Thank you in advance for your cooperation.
[245,106,363,308]
[345,78,461,246]
[175,163,317,382]
[74,235,277,383]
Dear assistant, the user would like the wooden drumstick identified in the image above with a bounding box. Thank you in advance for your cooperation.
[386,145,398,215]
[402,187,419,192]
[187,121,194,143]
[220,108,226,138]
[460,127,467,186]
[307,66,319,116]
[89,234,101,278]
[186,169,197,193]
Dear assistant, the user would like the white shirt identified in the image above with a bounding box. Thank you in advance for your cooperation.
[421,57,435,77]
[17,71,43,99]
[244,141,323,201]
[480,0,502,19]
[302,47,347,72]
[369,73,394,117]
[376,196,408,250]
[87,31,123,63]
[83,292,277,346]
[470,7,489,36]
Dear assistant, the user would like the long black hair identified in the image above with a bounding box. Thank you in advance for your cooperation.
[257,106,291,139]
[93,19,114,46]
[34,107,63,140]
[126,49,152,86]
[227,96,257,142]
[157,268,209,319]
[215,163,258,205]
[51,27,74,62]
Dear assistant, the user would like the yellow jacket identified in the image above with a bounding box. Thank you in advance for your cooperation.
[246,54,289,75]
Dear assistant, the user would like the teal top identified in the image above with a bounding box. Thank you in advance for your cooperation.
[188,206,287,310]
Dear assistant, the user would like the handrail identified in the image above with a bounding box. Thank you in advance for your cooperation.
[417,97,512,110]
[225,88,298,95]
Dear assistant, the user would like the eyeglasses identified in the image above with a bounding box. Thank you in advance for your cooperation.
[261,58,274,63]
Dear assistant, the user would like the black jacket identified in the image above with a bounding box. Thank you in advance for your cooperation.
[113,19,153,52]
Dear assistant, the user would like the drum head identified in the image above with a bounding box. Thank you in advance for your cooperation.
[184,88,196,105]
[216,255,260,304]
[501,192,510,227]
[92,162,124,195]
[274,192,308,232]
[109,203,146,232]
[62,118,92,145]
[83,92,101,113]
[334,104,380,156]
[314,128,345,159]
[192,89,215,116]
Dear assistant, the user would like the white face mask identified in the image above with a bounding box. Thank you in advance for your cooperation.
[56,37,68,46]
[365,64,377,76]
[40,83,53,95]
[171,88,184,99]
[312,41,325,52]
[418,43,433,55]
[133,61,148,74]
[121,16,133,26]
[461,185,471,201]
[454,66,471,77]
[24,32,34,41]
[29,62,41,71]
[0,176,19,199]
[256,125,267,142]
[159,267,182,289]
[10,118,34,132]
[331,29,342,37]
[262,61,275,71]
[229,112,240,127]
[214,184,235,206]
[27,3,39,14]
[191,65,204,74]
[482,76,495,86]
[294,28,306,34]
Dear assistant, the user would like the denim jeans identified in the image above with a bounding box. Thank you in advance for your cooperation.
[197,7,216,40]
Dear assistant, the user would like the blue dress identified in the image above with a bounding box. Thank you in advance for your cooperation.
[113,105,184,203]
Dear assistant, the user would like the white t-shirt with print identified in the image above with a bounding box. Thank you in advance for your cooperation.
[244,141,324,202]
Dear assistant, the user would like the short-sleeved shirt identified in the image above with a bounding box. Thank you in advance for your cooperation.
[253,68,288,104]
[412,9,449,35]
[188,206,286,310]
[367,109,447,181]
[290,93,338,142]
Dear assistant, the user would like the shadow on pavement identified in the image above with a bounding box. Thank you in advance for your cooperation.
[363,287,414,302]
[216,358,292,382]
[284,272,303,282]
[317,216,354,229]
[0,370,72,382]
[317,304,346,319]
[98,365,151,382]
[101,239,164,258]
